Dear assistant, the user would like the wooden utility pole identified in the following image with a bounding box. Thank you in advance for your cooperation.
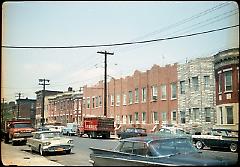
[39,79,50,126]
[15,93,23,119]
[97,51,114,117]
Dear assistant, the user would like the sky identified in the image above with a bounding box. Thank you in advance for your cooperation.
[2,1,239,102]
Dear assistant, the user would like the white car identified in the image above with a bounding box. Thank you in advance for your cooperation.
[27,131,74,156]
[45,125,65,133]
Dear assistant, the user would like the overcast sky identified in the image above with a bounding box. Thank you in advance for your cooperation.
[2,1,239,102]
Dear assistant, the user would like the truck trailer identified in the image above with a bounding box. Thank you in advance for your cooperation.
[78,116,114,139]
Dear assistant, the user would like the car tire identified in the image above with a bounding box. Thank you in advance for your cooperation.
[66,149,71,154]
[195,141,203,149]
[39,145,46,156]
[230,143,237,152]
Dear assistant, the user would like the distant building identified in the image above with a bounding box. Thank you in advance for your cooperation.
[213,48,239,131]
[35,90,63,127]
[177,56,216,134]
[16,98,36,127]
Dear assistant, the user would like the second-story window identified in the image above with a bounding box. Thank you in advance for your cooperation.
[95,96,98,107]
[135,88,139,103]
[111,95,114,106]
[225,70,232,92]
[142,87,147,102]
[92,97,95,108]
[142,112,146,123]
[151,85,158,101]
[218,73,222,93]
[87,98,90,109]
[204,75,210,88]
[192,76,199,91]
[161,84,167,100]
[180,81,185,94]
[123,94,127,105]
[171,83,177,99]
[99,96,102,107]
[128,91,133,104]
[116,94,120,106]
[135,112,139,122]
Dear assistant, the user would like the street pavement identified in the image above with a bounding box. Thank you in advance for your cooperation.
[1,141,63,166]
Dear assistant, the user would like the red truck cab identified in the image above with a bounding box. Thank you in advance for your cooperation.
[4,120,35,145]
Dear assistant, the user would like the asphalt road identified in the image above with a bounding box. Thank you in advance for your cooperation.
[1,135,239,166]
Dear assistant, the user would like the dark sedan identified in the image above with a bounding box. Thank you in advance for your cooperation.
[117,128,147,139]
[89,136,235,166]
[192,128,238,152]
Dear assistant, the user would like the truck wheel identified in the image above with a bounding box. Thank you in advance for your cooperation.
[230,143,237,152]
[195,141,203,149]
[4,133,9,144]
[39,145,46,156]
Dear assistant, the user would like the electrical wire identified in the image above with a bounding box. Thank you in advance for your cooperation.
[2,24,239,49]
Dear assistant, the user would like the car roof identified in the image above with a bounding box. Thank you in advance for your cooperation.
[121,135,190,144]
[33,130,60,134]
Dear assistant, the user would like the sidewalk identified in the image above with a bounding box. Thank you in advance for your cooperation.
[1,141,63,166]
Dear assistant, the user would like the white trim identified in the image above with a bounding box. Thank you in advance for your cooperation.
[223,68,232,72]
[217,70,222,74]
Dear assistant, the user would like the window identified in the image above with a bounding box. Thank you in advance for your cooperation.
[172,111,176,121]
[142,87,147,102]
[87,98,90,109]
[142,112,146,122]
[162,112,167,122]
[95,96,98,107]
[192,108,200,122]
[151,85,158,101]
[129,91,133,104]
[92,97,95,108]
[123,115,127,124]
[220,107,223,124]
[135,112,139,122]
[129,115,132,124]
[171,83,177,99]
[161,84,167,100]
[205,107,211,122]
[123,94,127,105]
[192,76,199,91]
[225,71,232,91]
[180,81,185,94]
[99,96,102,107]
[133,142,148,156]
[116,94,120,106]
[180,111,185,123]
[153,112,158,123]
[120,141,133,154]
[204,75,210,88]
[110,95,114,106]
[135,88,139,103]
[218,73,222,93]
[226,106,233,124]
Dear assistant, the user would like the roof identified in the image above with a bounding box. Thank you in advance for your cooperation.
[121,135,190,144]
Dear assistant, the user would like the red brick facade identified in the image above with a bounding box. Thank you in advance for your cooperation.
[82,64,178,133]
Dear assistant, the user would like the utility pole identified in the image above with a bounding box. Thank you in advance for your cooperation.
[97,51,114,117]
[15,93,23,119]
[39,79,50,127]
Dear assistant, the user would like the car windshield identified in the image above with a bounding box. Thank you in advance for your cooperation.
[149,138,198,156]
[14,123,32,128]
[41,132,61,139]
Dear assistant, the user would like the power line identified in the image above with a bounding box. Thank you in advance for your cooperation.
[2,24,239,49]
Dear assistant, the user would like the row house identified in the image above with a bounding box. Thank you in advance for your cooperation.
[47,87,83,125]
[35,90,63,127]
[177,56,216,134]
[83,63,178,133]
[214,48,239,131]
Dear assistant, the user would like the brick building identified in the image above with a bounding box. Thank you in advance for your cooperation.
[83,64,178,133]
[213,48,239,131]
[35,90,63,127]
[177,57,216,134]
[16,98,36,127]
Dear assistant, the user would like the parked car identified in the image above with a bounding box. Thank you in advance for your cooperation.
[62,123,78,136]
[45,125,65,133]
[117,128,147,139]
[26,131,74,156]
[36,126,50,131]
[89,136,234,166]
[192,128,238,152]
